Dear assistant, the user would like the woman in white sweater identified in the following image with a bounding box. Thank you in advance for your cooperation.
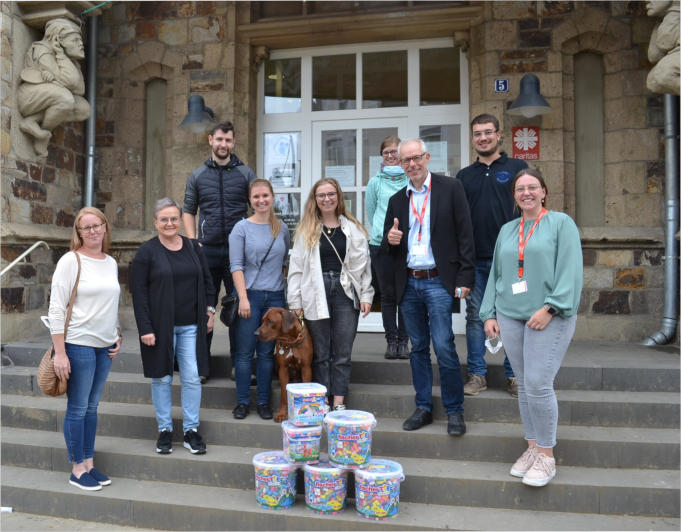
[288,178,374,411]
[49,207,121,491]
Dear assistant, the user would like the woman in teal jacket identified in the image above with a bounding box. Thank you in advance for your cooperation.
[480,168,582,488]
[365,136,410,359]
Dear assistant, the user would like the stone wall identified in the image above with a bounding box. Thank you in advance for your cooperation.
[467,1,668,342]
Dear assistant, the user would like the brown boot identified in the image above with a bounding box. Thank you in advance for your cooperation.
[463,373,487,396]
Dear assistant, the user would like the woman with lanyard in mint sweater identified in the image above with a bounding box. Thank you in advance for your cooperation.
[480,168,582,487]
[365,136,410,359]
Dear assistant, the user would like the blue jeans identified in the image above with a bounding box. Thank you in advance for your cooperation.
[497,313,577,448]
[307,272,360,397]
[233,289,286,405]
[400,276,464,415]
[151,324,201,433]
[63,343,113,463]
[465,258,514,378]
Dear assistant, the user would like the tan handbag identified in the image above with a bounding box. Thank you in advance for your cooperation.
[37,252,81,397]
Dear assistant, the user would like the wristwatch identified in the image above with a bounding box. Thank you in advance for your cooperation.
[206,306,216,315]
[543,304,557,315]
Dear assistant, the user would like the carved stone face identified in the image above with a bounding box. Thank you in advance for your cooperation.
[61,32,85,60]
[646,0,672,17]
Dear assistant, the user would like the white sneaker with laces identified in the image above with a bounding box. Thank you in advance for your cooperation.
[522,452,556,487]
[510,446,538,477]
[333,404,346,411]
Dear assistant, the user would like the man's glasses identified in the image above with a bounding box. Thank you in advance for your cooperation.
[514,185,542,194]
[78,222,105,233]
[382,149,398,157]
[157,217,180,224]
[400,153,426,166]
[472,129,497,138]
[315,192,337,200]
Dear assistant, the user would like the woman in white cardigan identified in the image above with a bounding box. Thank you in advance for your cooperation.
[288,178,374,411]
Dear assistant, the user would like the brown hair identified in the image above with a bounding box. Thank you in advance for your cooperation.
[471,113,499,131]
[511,167,548,208]
[249,178,281,238]
[296,178,367,248]
[70,206,112,253]
[380,135,401,155]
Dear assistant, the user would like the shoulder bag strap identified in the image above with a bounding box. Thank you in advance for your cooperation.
[321,230,359,286]
[63,252,82,337]
[252,236,276,284]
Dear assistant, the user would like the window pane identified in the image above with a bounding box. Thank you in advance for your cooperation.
[264,58,301,114]
[419,124,461,176]
[264,132,300,187]
[362,127,398,186]
[342,191,357,221]
[313,55,356,111]
[362,50,407,108]
[420,48,460,105]
[321,129,356,188]
[274,192,301,233]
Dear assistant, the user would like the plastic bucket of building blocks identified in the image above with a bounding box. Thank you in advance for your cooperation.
[323,409,376,468]
[354,459,405,519]
[252,450,298,510]
[286,382,327,426]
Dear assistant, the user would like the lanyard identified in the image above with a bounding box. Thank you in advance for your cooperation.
[409,186,430,243]
[517,208,547,278]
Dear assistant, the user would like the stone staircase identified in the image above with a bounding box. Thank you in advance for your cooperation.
[1,330,679,530]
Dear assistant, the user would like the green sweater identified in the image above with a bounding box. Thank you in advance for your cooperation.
[479,210,583,322]
[365,170,409,246]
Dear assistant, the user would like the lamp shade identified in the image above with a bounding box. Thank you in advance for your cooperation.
[508,74,551,118]
[180,95,216,133]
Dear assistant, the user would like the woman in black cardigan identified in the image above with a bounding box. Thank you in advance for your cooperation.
[131,198,215,456]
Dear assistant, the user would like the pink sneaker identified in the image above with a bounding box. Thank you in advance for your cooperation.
[522,452,556,487]
[510,446,538,477]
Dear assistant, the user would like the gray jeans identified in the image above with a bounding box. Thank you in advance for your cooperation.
[307,271,360,397]
[497,313,577,448]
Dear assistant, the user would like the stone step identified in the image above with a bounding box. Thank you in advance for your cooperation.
[2,430,679,518]
[3,367,679,428]
[3,335,679,392]
[3,466,678,531]
[1,395,678,469]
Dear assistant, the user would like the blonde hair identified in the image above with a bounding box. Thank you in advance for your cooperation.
[295,178,367,248]
[70,206,111,253]
[250,178,281,238]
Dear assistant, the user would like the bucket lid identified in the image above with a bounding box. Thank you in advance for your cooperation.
[354,459,404,481]
[303,459,346,475]
[252,450,297,470]
[282,420,322,437]
[323,409,377,428]
[286,382,327,394]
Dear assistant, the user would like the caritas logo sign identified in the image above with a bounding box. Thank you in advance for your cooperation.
[512,127,540,160]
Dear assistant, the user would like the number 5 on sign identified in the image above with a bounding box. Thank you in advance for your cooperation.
[494,79,509,92]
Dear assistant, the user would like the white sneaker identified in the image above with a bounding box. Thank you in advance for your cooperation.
[333,404,346,411]
[522,452,556,487]
[510,446,538,477]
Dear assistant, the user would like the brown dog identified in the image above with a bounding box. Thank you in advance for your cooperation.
[254,307,314,422]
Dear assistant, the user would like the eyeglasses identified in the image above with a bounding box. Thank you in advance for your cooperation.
[514,185,542,194]
[472,129,498,138]
[315,192,337,200]
[400,153,427,166]
[157,217,180,224]
[78,222,105,233]
[382,149,398,157]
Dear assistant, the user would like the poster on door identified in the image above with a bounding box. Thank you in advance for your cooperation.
[512,127,540,161]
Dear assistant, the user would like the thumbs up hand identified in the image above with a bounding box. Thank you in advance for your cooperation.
[387,217,403,246]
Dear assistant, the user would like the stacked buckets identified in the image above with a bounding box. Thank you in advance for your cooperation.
[252,382,406,520]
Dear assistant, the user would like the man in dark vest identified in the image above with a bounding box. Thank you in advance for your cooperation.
[183,122,256,382]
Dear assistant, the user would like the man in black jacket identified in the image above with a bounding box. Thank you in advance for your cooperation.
[183,122,256,379]
[383,138,475,436]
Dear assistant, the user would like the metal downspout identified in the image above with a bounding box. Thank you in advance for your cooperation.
[643,94,679,346]
[83,15,98,207]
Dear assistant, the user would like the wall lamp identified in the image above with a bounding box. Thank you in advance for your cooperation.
[508,74,551,118]
[180,95,216,133]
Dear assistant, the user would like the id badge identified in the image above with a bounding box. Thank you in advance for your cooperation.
[412,244,427,256]
[511,280,528,295]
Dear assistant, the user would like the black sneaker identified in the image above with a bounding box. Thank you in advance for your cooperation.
[156,429,173,454]
[384,341,398,360]
[183,429,207,454]
[397,340,410,359]
[257,403,273,420]
[233,403,250,419]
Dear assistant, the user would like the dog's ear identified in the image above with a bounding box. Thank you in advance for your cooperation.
[282,310,297,334]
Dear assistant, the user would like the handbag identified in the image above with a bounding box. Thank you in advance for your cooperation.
[219,237,277,327]
[37,252,81,397]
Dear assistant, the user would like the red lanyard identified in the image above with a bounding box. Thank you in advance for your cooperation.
[518,208,546,278]
[409,186,430,242]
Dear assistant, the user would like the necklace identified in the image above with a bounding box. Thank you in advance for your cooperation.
[323,225,337,237]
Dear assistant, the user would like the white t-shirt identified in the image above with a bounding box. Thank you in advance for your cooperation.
[48,251,121,348]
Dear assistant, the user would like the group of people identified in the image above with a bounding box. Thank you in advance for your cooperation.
[49,114,582,492]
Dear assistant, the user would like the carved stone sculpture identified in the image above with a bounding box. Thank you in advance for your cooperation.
[17,18,90,157]
[646,0,680,95]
